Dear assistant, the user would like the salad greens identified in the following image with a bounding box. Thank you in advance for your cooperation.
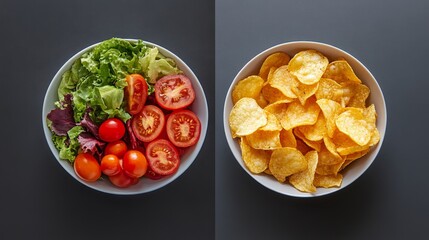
[48,38,182,162]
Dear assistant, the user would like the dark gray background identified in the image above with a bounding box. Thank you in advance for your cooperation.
[216,0,429,239]
[0,0,214,239]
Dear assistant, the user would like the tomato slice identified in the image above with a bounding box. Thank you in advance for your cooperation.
[125,74,148,115]
[166,110,201,148]
[154,74,195,110]
[144,165,165,180]
[146,139,180,176]
[132,105,165,142]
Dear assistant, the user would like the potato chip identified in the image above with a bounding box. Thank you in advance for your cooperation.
[339,148,370,171]
[315,78,351,106]
[246,130,282,150]
[259,52,291,80]
[261,82,294,103]
[295,138,312,155]
[288,50,329,85]
[341,81,370,108]
[264,168,272,175]
[313,173,343,188]
[260,111,282,131]
[267,67,277,82]
[279,129,297,148]
[293,128,322,152]
[297,114,326,141]
[363,104,377,125]
[256,93,268,108]
[317,144,343,165]
[240,137,271,173]
[322,60,361,83]
[336,108,372,146]
[281,98,320,130]
[315,159,344,176]
[316,99,343,137]
[293,81,319,105]
[269,147,307,183]
[289,151,318,193]
[268,65,298,99]
[263,100,289,120]
[232,75,265,104]
[229,98,267,137]
[323,137,341,157]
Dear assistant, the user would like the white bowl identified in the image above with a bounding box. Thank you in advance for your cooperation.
[223,41,386,197]
[42,39,208,195]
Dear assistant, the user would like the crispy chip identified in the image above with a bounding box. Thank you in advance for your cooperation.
[294,128,322,152]
[317,143,343,165]
[316,99,343,137]
[281,98,320,130]
[339,148,371,171]
[268,65,299,99]
[315,78,352,106]
[289,151,318,193]
[313,173,343,188]
[323,137,341,157]
[267,67,277,82]
[269,147,307,183]
[260,111,282,131]
[263,100,289,120]
[322,60,362,83]
[261,82,294,103]
[246,130,282,150]
[295,138,312,155]
[240,137,271,173]
[279,129,297,148]
[297,114,326,141]
[256,93,268,108]
[293,81,319,105]
[288,50,329,85]
[342,81,370,108]
[229,98,267,137]
[264,168,272,175]
[232,75,265,104]
[259,52,291,80]
[336,108,372,146]
[315,159,344,176]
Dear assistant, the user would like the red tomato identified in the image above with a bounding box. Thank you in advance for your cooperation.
[108,169,138,188]
[146,139,180,176]
[125,74,148,115]
[166,110,201,148]
[74,153,101,182]
[99,118,126,142]
[104,140,128,158]
[122,150,148,178]
[131,105,165,142]
[145,165,165,180]
[100,154,121,176]
[154,74,195,110]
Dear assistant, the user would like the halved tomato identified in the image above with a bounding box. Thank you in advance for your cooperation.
[146,139,180,176]
[132,105,165,142]
[166,110,201,148]
[125,74,148,115]
[154,74,195,110]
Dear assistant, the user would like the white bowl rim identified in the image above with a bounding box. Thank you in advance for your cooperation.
[223,40,387,198]
[42,38,208,195]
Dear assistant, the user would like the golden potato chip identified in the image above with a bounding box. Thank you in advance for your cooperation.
[323,137,341,157]
[256,93,268,108]
[267,67,277,82]
[288,50,329,85]
[232,75,265,104]
[269,147,307,183]
[339,148,371,171]
[240,137,271,173]
[264,168,272,175]
[322,60,361,83]
[261,82,294,103]
[317,99,343,137]
[336,108,372,146]
[315,159,344,176]
[313,173,343,188]
[246,130,282,150]
[229,98,267,137]
[317,144,343,165]
[295,138,312,155]
[293,81,319,105]
[268,65,298,99]
[293,128,322,152]
[297,114,326,141]
[263,100,289,120]
[315,78,352,106]
[279,129,297,148]
[259,52,291,80]
[260,111,282,131]
[289,151,318,193]
[363,104,377,125]
[281,98,320,130]
[342,81,370,108]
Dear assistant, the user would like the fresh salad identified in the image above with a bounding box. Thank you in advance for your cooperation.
[47,38,201,188]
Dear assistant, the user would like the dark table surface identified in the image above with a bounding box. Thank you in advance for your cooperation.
[216,0,429,239]
[0,0,214,239]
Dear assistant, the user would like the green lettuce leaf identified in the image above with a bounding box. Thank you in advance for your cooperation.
[139,47,182,84]
[51,126,85,163]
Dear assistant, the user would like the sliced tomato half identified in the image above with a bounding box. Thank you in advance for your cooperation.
[154,74,195,110]
[145,139,180,176]
[166,110,201,148]
[132,105,165,142]
[125,74,148,115]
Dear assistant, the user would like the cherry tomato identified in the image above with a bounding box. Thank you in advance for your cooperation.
[166,110,201,148]
[104,140,128,158]
[100,154,121,176]
[132,105,165,142]
[154,74,195,110]
[125,74,148,115]
[122,150,148,178]
[74,153,101,182]
[99,118,126,142]
[108,169,139,188]
[146,139,180,176]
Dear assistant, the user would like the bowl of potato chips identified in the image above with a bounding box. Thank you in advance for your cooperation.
[224,41,386,197]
